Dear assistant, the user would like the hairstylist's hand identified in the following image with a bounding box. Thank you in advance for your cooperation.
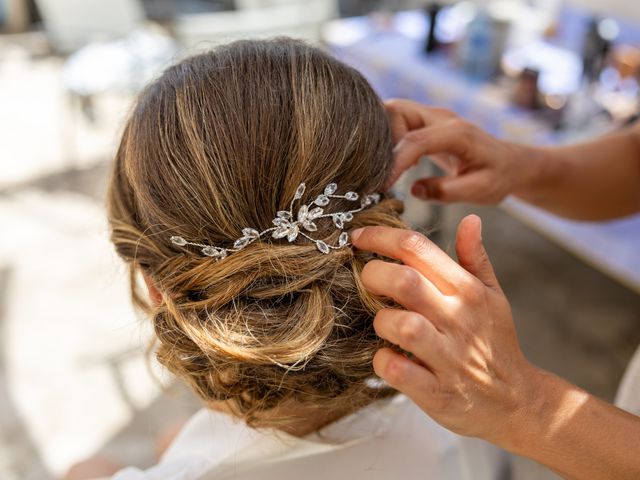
[385,99,542,204]
[351,217,539,447]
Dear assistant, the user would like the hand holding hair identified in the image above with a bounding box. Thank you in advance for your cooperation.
[384,99,537,203]
[352,217,640,480]
[385,98,640,220]
[351,216,533,443]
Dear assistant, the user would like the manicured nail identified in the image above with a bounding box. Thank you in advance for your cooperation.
[412,183,427,198]
[351,228,364,242]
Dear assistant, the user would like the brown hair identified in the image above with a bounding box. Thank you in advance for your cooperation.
[107,38,406,428]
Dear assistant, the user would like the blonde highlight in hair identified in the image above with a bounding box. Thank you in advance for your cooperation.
[107,38,407,428]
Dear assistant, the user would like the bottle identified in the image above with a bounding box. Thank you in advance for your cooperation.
[459,4,497,80]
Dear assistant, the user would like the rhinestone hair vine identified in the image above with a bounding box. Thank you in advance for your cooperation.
[169,183,381,259]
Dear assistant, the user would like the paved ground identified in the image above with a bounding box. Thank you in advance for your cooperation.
[1,34,639,480]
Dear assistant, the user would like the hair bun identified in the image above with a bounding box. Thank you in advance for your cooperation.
[152,199,404,425]
[107,38,407,427]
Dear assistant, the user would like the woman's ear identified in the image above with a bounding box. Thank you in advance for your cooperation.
[142,272,163,306]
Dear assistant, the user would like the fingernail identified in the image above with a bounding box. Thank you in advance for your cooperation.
[468,214,483,240]
[411,183,427,198]
[351,228,363,243]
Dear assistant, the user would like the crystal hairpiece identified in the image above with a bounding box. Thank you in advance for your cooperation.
[169,182,380,259]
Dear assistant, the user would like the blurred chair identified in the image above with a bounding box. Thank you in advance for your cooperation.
[2,0,31,32]
[61,28,177,98]
[59,28,176,167]
[174,0,339,50]
[34,0,176,166]
[34,0,146,53]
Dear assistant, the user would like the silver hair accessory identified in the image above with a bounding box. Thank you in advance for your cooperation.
[169,182,381,259]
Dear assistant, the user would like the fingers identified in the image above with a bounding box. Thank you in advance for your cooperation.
[384,99,456,133]
[361,260,443,315]
[455,215,502,292]
[427,152,460,175]
[352,226,470,295]
[411,171,491,203]
[385,102,409,144]
[384,100,460,186]
[373,309,447,369]
[373,348,440,407]
[411,177,443,200]
[387,122,472,186]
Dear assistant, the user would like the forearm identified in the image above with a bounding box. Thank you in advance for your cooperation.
[514,124,640,220]
[504,368,640,480]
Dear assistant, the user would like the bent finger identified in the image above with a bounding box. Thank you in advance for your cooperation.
[384,99,457,131]
[361,260,443,315]
[386,102,409,144]
[411,171,491,203]
[353,226,470,295]
[388,124,472,186]
[374,309,447,368]
[373,348,440,410]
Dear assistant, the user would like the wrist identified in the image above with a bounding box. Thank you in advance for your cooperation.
[510,143,557,199]
[499,365,590,459]
[497,364,561,455]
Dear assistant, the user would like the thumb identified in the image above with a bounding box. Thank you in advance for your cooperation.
[455,215,502,292]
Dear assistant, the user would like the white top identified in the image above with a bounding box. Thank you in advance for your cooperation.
[112,395,506,480]
[615,344,640,416]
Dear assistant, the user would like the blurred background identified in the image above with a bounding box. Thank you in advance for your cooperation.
[1,0,639,479]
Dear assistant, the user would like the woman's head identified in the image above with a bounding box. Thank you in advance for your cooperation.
[107,38,405,427]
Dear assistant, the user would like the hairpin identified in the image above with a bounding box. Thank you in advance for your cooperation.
[169,182,381,259]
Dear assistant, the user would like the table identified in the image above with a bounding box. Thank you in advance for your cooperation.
[323,8,640,293]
